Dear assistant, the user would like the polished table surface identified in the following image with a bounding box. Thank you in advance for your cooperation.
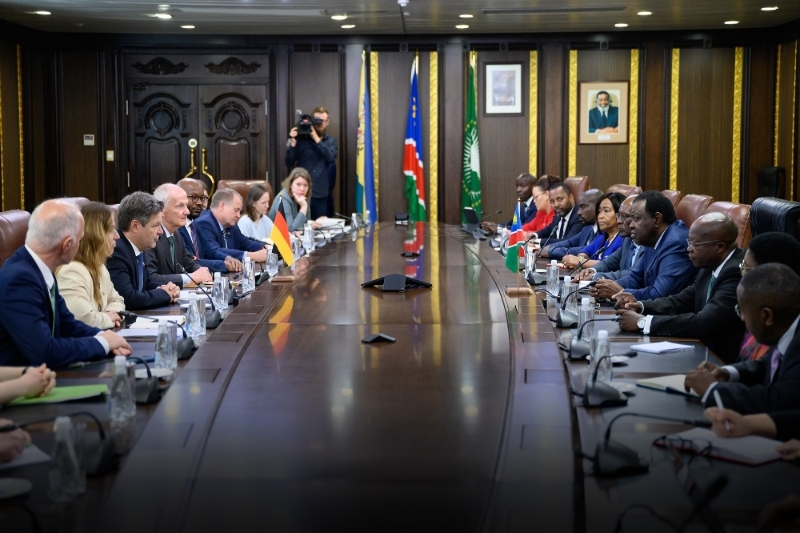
[2,222,798,532]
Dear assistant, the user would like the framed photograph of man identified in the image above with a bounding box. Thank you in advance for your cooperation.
[579,81,630,144]
[484,63,523,116]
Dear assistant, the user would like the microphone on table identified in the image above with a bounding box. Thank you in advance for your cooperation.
[334,213,357,233]
[550,280,597,328]
[586,412,712,476]
[126,356,161,403]
[119,310,196,360]
[568,316,622,360]
[481,209,502,221]
[569,354,629,408]
[176,265,221,328]
[525,230,556,285]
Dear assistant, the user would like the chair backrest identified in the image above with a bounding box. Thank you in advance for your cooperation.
[217,180,274,213]
[606,184,642,197]
[757,166,786,199]
[750,197,800,240]
[705,201,752,249]
[662,190,682,209]
[564,176,589,200]
[0,210,31,268]
[676,194,714,228]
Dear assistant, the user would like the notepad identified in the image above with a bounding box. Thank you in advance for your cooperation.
[659,427,783,466]
[118,328,184,339]
[636,374,699,398]
[128,316,186,328]
[630,341,694,354]
[8,384,109,406]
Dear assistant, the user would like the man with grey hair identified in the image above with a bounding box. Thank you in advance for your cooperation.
[108,191,180,309]
[194,188,269,264]
[0,200,131,367]
[146,183,213,287]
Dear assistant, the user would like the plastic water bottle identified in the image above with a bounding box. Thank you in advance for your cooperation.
[547,259,559,301]
[241,260,254,293]
[155,319,177,370]
[578,297,595,341]
[48,416,82,502]
[109,355,136,453]
[196,295,207,333]
[590,330,612,384]
[562,276,579,314]
[212,272,228,310]
[186,293,204,338]
[303,223,315,254]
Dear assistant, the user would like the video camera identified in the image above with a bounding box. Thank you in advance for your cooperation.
[296,114,323,137]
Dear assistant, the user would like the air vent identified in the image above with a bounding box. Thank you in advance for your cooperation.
[483,6,627,15]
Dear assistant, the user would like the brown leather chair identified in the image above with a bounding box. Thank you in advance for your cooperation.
[676,194,714,228]
[704,201,752,249]
[662,190,682,209]
[606,184,643,197]
[217,180,274,212]
[59,197,90,209]
[0,210,31,267]
[564,176,589,200]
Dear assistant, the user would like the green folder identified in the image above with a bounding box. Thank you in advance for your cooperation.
[8,384,109,406]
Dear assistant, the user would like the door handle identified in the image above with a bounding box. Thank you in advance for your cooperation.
[201,148,216,196]
[183,143,198,180]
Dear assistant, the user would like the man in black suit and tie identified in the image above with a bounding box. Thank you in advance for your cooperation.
[146,183,214,288]
[615,213,745,362]
[108,192,180,310]
[531,182,583,243]
[685,263,800,414]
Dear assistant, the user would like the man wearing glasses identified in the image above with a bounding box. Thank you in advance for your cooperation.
[286,106,338,219]
[176,178,241,273]
[614,213,745,363]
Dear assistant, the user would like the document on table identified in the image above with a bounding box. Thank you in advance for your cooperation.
[662,427,782,466]
[0,445,50,471]
[630,341,695,354]
[118,327,184,338]
[8,384,109,406]
[636,374,699,398]
[128,316,186,328]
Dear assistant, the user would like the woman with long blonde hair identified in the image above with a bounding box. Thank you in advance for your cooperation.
[268,167,324,232]
[56,202,125,329]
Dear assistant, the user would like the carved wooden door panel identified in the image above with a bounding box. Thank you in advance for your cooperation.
[198,85,267,188]
[128,85,198,193]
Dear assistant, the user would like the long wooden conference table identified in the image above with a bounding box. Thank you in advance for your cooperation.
[1,222,798,532]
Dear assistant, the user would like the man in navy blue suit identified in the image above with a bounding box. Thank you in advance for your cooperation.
[194,188,269,264]
[532,183,584,244]
[0,200,130,367]
[588,91,619,134]
[590,190,697,302]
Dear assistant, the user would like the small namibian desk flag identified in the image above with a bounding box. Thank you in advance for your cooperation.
[505,201,524,273]
[270,197,294,267]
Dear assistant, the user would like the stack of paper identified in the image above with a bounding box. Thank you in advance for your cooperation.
[636,374,698,398]
[128,316,185,329]
[9,384,109,405]
[661,427,782,465]
[630,341,694,354]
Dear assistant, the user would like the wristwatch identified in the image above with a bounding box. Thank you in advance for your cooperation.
[636,316,647,331]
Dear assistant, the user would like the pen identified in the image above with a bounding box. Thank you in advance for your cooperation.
[713,389,731,431]
[704,346,709,365]
[611,289,626,299]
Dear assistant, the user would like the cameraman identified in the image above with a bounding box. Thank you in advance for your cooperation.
[286,106,338,219]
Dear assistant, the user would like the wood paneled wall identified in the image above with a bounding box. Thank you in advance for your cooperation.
[776,41,799,200]
[0,42,22,211]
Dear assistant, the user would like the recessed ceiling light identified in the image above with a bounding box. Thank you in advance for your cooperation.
[455,24,469,29]
[615,23,628,27]
[637,11,652,16]
[34,10,51,15]
[181,25,195,29]
[341,24,355,29]
[761,6,779,11]
[331,14,347,21]
[154,13,172,19]
[724,20,739,24]
[459,14,473,18]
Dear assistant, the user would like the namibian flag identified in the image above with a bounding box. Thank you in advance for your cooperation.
[403,55,426,222]
[270,197,294,267]
[505,200,524,273]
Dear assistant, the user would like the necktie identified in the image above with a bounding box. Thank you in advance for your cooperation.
[222,230,228,248]
[49,283,56,336]
[705,275,717,303]
[168,235,175,267]
[136,253,145,291]
[189,224,200,257]
[770,347,782,383]
[556,218,565,239]
[599,110,607,129]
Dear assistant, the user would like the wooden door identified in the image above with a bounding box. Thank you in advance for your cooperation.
[198,85,268,187]
[128,85,198,193]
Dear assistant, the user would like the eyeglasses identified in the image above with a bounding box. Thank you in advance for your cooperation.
[686,239,723,248]
[187,194,209,203]
[532,192,546,201]
[739,260,754,275]
[735,304,741,318]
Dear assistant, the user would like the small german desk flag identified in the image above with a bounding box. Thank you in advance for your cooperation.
[270,197,294,267]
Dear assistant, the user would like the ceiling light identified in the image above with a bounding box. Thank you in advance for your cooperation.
[724,20,739,24]
[181,25,195,29]
[615,23,628,27]
[459,14,473,18]
[341,24,355,29]
[331,14,347,21]
[154,13,172,19]
[637,11,652,16]
[158,4,170,8]
[34,10,51,15]
[455,24,469,29]
[761,6,779,11]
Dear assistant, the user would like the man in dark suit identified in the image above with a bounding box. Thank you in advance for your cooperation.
[615,213,745,362]
[590,190,697,301]
[108,192,180,310]
[146,183,214,287]
[533,183,584,243]
[0,200,130,367]
[194,188,268,264]
[541,189,603,259]
[578,195,645,281]
[588,91,619,134]
[685,263,800,414]
[176,178,239,273]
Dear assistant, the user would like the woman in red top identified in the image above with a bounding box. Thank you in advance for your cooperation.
[522,184,554,233]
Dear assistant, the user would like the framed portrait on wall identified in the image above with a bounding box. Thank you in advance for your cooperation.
[579,81,629,144]
[484,63,523,116]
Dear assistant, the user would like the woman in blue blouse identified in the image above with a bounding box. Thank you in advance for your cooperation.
[562,192,625,270]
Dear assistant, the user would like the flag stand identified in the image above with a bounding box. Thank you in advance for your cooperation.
[505,268,533,297]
